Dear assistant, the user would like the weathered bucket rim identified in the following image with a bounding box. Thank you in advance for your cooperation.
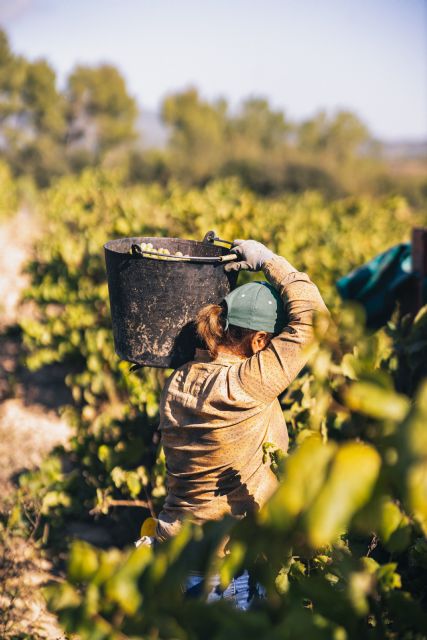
[104,236,236,264]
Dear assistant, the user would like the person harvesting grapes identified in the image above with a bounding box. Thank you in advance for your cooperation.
[139,239,330,608]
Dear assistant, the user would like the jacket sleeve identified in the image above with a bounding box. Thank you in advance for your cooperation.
[233,256,330,402]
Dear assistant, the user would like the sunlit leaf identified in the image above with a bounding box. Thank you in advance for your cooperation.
[304,442,381,547]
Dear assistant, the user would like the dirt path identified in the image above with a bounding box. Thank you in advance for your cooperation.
[0,208,71,491]
[0,207,36,328]
[0,209,70,639]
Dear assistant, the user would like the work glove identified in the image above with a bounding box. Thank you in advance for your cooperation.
[135,535,155,548]
[134,516,157,548]
[224,239,274,272]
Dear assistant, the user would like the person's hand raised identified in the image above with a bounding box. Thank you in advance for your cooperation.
[224,239,274,272]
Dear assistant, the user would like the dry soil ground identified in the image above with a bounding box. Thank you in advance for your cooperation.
[0,210,69,639]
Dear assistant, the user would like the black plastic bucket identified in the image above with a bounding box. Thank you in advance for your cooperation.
[104,234,238,368]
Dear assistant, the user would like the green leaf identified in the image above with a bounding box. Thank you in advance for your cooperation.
[105,545,152,615]
[68,540,99,583]
[377,498,412,552]
[219,540,246,588]
[396,381,427,534]
[259,436,335,532]
[304,442,381,548]
[376,562,402,592]
[41,490,71,514]
[344,382,409,421]
[44,582,81,611]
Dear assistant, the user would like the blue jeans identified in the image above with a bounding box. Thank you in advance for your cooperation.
[183,569,266,611]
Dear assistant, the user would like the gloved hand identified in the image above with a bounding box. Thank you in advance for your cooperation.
[224,239,274,272]
[134,516,157,548]
[135,535,155,548]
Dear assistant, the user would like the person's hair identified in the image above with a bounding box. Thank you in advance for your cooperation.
[195,303,272,358]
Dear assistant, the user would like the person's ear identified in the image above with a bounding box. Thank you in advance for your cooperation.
[251,331,269,354]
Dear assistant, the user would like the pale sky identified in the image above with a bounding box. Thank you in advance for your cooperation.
[1,0,426,140]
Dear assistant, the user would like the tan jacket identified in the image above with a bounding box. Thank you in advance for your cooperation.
[156,256,329,543]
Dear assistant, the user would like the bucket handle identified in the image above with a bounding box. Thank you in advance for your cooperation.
[202,230,234,247]
[200,230,236,262]
[130,231,237,263]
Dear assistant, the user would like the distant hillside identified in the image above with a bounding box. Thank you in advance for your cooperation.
[380,140,427,161]
[380,140,427,179]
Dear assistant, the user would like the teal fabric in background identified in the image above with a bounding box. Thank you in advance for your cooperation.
[335,243,426,329]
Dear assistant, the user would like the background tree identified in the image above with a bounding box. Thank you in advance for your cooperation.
[0,30,27,152]
[298,109,372,163]
[294,109,381,195]
[161,87,227,184]
[230,97,290,152]
[220,97,291,193]
[66,64,138,167]
[0,29,67,185]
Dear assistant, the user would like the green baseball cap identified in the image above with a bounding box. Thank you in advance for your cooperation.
[224,281,287,333]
